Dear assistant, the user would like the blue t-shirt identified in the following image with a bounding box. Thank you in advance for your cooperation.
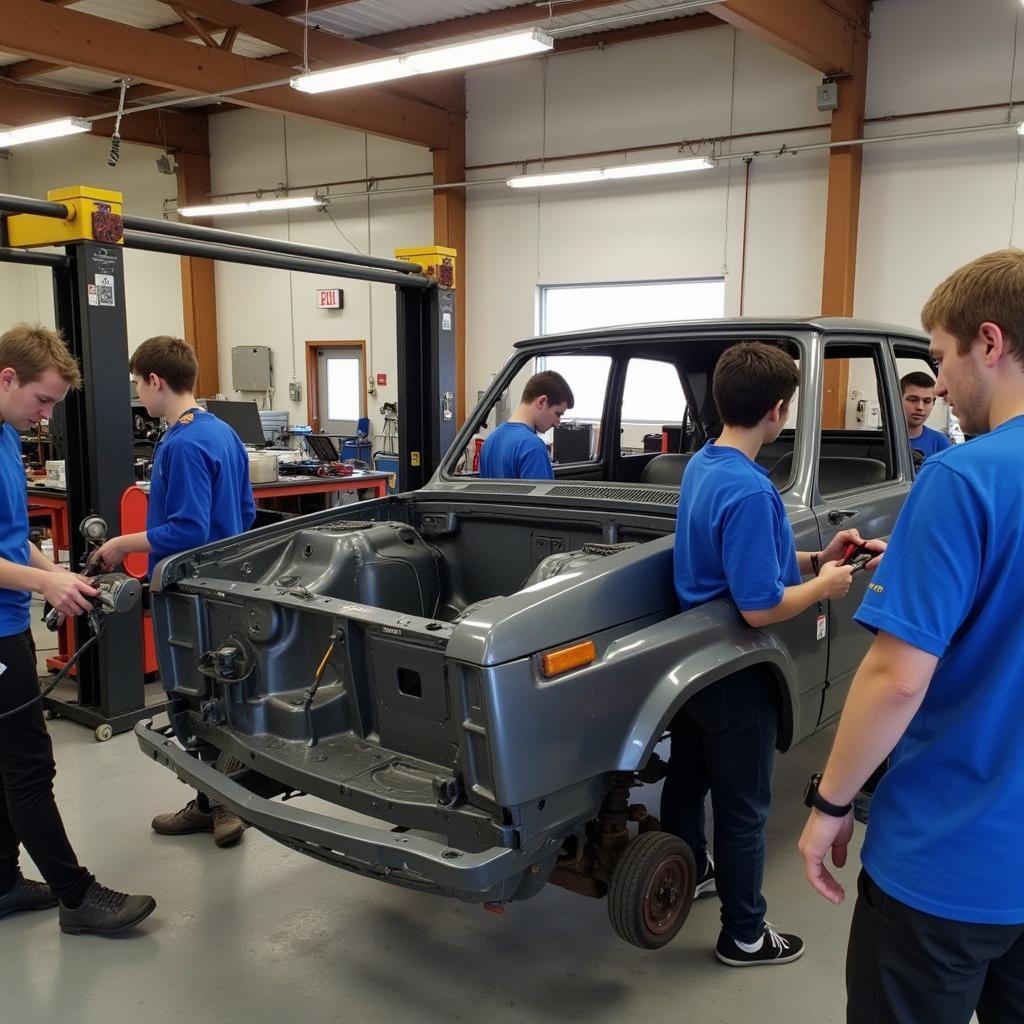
[909,424,951,459]
[674,440,800,612]
[0,424,31,635]
[479,422,553,480]
[855,415,1024,924]
[147,410,256,577]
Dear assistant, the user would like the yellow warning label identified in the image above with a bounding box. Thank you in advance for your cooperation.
[410,451,421,467]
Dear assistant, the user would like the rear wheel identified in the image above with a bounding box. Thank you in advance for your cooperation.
[607,831,696,949]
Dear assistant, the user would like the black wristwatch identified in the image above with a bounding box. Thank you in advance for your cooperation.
[803,772,853,817]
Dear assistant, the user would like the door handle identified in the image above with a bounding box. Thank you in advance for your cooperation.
[827,508,859,526]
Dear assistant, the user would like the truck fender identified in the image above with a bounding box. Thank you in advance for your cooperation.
[616,635,799,772]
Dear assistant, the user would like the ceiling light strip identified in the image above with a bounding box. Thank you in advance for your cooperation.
[0,118,90,147]
[177,196,324,217]
[507,155,715,188]
[292,28,554,94]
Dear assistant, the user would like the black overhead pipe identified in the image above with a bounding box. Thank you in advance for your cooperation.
[123,214,425,276]
[0,193,70,219]
[122,230,432,289]
[0,249,69,269]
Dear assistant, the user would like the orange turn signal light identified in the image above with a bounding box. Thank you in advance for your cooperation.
[541,640,596,678]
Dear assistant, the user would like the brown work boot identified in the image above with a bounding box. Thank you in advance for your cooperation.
[151,798,214,836]
[211,805,246,848]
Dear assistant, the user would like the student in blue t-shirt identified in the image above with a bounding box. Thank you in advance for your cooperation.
[478,371,574,479]
[0,323,155,936]
[93,335,255,850]
[666,341,885,968]
[799,249,1024,1024]
[900,370,952,465]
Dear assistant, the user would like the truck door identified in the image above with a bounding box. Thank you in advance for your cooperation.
[813,339,909,725]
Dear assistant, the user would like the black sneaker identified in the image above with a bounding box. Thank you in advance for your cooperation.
[0,877,58,920]
[715,924,804,967]
[58,882,156,936]
[695,856,717,898]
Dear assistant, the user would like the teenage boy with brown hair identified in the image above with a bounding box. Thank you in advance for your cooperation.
[799,249,1024,1023]
[900,370,952,461]
[93,335,255,848]
[666,341,884,967]
[479,370,574,479]
[0,323,156,935]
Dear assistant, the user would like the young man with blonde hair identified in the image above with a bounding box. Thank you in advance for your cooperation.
[93,335,255,848]
[0,323,156,935]
[799,249,1024,1022]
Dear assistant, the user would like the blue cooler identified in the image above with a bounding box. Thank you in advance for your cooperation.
[374,453,399,493]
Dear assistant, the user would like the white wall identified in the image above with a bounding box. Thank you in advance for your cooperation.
[464,26,828,402]
[207,109,433,430]
[857,0,1024,324]
[0,133,183,344]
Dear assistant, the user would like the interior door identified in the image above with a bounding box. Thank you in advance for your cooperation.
[316,346,363,436]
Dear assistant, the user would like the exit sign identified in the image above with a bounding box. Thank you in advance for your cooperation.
[317,288,343,309]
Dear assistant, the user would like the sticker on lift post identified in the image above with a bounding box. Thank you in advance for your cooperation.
[816,613,827,641]
[94,273,115,307]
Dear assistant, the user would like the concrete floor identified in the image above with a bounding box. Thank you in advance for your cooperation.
[1,673,873,1024]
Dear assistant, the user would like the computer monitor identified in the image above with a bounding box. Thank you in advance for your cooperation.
[202,399,267,447]
[304,434,340,462]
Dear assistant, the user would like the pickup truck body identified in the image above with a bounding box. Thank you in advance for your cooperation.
[137,317,932,947]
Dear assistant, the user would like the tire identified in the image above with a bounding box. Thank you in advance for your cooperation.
[607,831,696,950]
[94,723,113,742]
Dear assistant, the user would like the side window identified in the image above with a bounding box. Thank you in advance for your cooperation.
[893,346,958,463]
[542,355,610,464]
[819,346,897,495]
[453,355,611,476]
[619,358,686,455]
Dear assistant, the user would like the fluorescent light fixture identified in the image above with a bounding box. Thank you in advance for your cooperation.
[506,169,605,188]
[507,155,715,188]
[178,196,324,217]
[603,156,716,179]
[292,28,553,94]
[0,117,90,147]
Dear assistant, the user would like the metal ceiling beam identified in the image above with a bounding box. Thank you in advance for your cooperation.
[0,78,210,154]
[712,0,870,76]
[0,0,454,149]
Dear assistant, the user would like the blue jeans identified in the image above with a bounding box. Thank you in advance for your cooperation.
[659,669,777,944]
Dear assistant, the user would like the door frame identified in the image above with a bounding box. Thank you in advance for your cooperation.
[305,340,367,433]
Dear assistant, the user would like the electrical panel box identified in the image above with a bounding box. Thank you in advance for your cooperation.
[816,81,839,112]
[232,346,273,391]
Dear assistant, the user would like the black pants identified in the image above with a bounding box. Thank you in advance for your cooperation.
[848,870,1024,1024]
[659,670,777,944]
[0,630,93,904]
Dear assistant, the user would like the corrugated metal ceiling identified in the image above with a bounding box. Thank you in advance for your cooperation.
[0,1,719,104]
[309,0,716,44]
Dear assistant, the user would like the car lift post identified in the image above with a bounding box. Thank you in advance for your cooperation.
[394,246,458,491]
[2,187,151,739]
[1,186,452,734]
